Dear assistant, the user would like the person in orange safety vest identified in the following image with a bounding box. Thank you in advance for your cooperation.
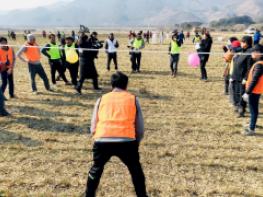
[0,37,16,99]
[85,71,148,197]
[243,44,263,136]
[16,34,51,94]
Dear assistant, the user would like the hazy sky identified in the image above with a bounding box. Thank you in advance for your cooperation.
[0,0,72,11]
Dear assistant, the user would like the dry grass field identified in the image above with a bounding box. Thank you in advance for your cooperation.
[0,32,263,197]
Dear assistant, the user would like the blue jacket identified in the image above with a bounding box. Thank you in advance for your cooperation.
[254,32,261,42]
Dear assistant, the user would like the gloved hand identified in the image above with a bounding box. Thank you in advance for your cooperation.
[242,93,249,103]
[242,79,247,85]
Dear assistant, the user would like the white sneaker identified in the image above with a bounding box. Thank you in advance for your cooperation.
[244,128,255,136]
[32,91,38,95]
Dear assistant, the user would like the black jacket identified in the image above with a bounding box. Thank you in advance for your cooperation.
[79,36,103,60]
[231,47,253,82]
[199,36,213,62]
[78,35,103,79]
[246,62,263,94]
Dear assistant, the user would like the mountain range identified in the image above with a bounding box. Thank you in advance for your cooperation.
[1,0,263,27]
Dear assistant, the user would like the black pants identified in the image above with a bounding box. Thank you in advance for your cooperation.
[200,58,208,80]
[107,53,118,70]
[249,93,261,130]
[229,80,241,107]
[28,63,50,92]
[77,76,99,91]
[170,54,180,74]
[224,75,229,94]
[66,61,79,86]
[0,88,7,114]
[239,84,247,113]
[1,71,14,97]
[76,62,99,91]
[86,141,148,197]
[131,53,141,72]
[49,59,68,84]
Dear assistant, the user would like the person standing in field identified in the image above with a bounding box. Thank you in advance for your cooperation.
[169,33,181,77]
[253,29,262,46]
[0,62,10,116]
[186,31,190,39]
[85,71,148,197]
[242,44,263,136]
[75,32,103,94]
[72,30,76,40]
[130,32,145,73]
[16,34,52,95]
[0,37,16,99]
[198,31,213,81]
[193,31,202,51]
[41,34,69,87]
[128,33,135,71]
[229,36,253,117]
[57,31,61,41]
[42,30,47,39]
[105,33,119,71]
[178,30,185,45]
[222,37,239,95]
[63,36,79,86]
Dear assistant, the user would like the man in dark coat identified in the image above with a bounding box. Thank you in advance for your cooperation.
[229,36,253,117]
[198,32,213,81]
[75,32,103,94]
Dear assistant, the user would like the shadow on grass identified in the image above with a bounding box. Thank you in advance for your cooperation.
[13,105,80,118]
[129,89,172,101]
[39,89,104,100]
[14,116,89,134]
[0,129,42,147]
[139,70,170,76]
[24,97,93,107]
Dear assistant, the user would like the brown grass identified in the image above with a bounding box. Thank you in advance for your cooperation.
[0,33,263,197]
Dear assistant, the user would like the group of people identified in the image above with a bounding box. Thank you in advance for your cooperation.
[0,29,152,115]
[1,27,263,196]
[168,29,213,80]
[0,31,114,114]
[223,34,263,136]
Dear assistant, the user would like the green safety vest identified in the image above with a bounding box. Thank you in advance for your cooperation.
[170,40,181,54]
[65,44,79,64]
[48,43,61,60]
[133,39,143,49]
[194,36,201,43]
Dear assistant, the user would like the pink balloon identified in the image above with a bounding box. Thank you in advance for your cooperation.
[188,53,200,68]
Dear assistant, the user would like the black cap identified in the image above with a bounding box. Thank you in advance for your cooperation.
[251,44,263,53]
[65,36,74,41]
[241,36,253,47]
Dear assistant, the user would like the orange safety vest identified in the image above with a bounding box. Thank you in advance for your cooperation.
[24,43,41,62]
[94,91,137,139]
[246,61,263,94]
[0,47,14,68]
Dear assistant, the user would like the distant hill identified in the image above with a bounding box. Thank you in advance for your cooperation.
[1,0,263,27]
